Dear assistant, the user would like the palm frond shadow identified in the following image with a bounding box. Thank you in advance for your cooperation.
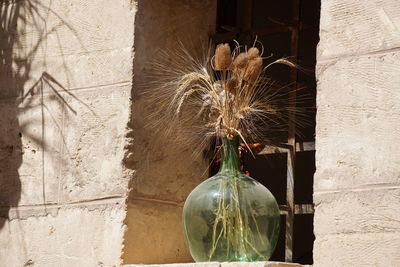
[0,0,92,231]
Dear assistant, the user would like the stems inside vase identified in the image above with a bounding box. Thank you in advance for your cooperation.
[208,137,266,261]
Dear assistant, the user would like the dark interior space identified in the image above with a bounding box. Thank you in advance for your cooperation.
[212,0,320,264]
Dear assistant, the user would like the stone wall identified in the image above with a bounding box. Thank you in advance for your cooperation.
[0,0,135,266]
[9,0,400,266]
[315,0,400,266]
[122,0,216,264]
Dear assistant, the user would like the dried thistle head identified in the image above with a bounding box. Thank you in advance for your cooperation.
[233,52,249,70]
[214,43,232,70]
[247,47,260,59]
[243,57,263,83]
[226,78,238,94]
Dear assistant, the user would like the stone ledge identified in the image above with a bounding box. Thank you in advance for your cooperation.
[124,262,304,267]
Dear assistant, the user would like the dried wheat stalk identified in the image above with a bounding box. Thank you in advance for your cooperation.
[145,41,309,155]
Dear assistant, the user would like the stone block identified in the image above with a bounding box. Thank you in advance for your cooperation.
[0,201,126,267]
[0,84,130,206]
[58,85,131,202]
[8,0,134,57]
[0,93,64,205]
[318,0,400,60]
[314,188,400,236]
[0,0,134,99]
[128,136,208,203]
[0,48,133,99]
[314,232,400,267]
[123,201,192,264]
[1,45,132,100]
[315,51,400,191]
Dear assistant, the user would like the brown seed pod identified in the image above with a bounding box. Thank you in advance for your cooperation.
[243,56,263,83]
[214,43,232,70]
[226,77,238,94]
[247,47,260,59]
[233,52,249,70]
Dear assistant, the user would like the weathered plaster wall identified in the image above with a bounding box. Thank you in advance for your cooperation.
[0,0,135,266]
[315,0,400,266]
[122,0,216,264]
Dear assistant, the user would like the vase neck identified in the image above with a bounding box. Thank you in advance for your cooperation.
[219,136,241,173]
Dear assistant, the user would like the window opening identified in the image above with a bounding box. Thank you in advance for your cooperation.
[212,0,319,264]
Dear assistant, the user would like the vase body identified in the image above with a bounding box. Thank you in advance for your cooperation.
[183,136,280,262]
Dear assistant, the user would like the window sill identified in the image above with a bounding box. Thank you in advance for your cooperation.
[124,262,309,267]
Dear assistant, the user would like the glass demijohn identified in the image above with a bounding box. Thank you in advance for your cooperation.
[183,136,280,262]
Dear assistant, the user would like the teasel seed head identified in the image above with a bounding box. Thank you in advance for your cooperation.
[247,47,260,59]
[233,52,249,70]
[226,77,238,94]
[214,43,232,70]
[243,56,263,83]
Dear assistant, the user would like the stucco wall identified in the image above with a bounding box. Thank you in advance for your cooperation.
[122,0,216,264]
[0,0,135,266]
[315,0,400,266]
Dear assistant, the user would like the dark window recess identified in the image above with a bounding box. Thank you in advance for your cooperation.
[211,0,320,264]
[295,151,315,204]
[243,154,287,206]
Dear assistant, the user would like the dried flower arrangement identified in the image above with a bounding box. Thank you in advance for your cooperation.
[147,41,306,156]
[145,41,309,261]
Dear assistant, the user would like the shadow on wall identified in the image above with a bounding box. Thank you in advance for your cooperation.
[0,0,24,230]
[122,0,216,264]
[0,0,86,230]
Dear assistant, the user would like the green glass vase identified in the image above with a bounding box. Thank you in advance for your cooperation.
[183,136,280,262]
